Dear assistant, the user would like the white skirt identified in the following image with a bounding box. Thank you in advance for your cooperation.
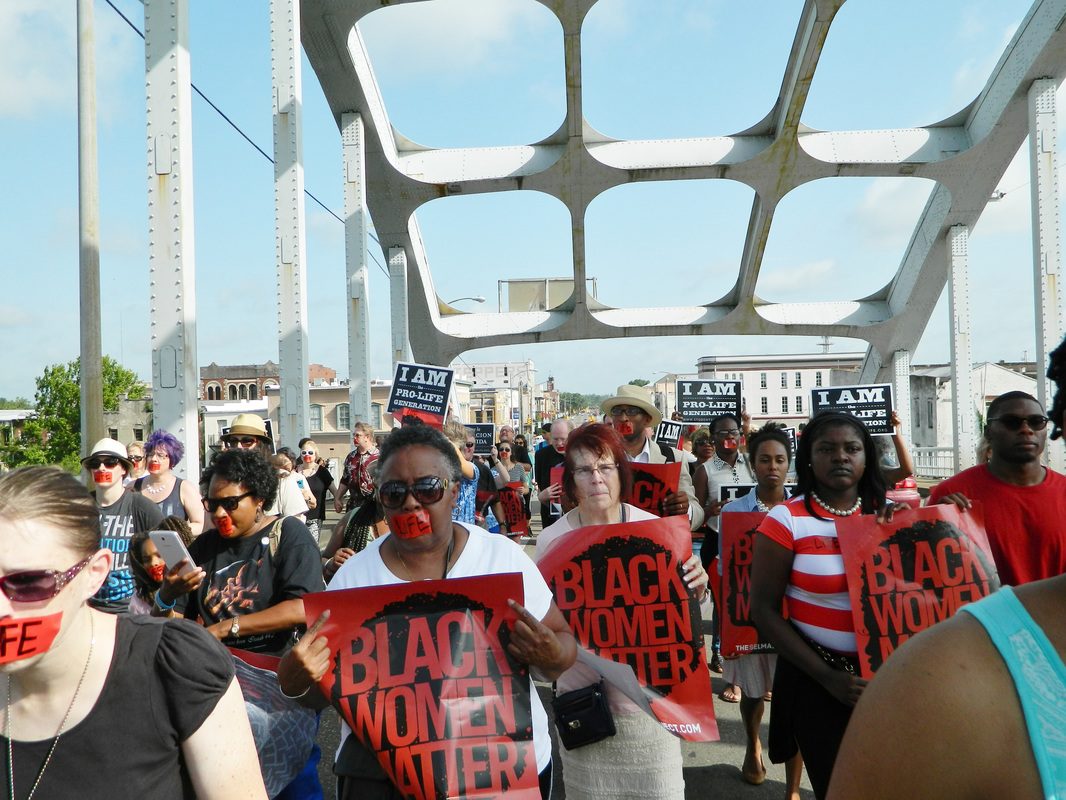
[722,653,776,698]
[559,710,685,800]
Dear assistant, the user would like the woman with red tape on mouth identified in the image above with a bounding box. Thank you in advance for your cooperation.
[276,424,578,800]
[133,429,205,536]
[0,466,266,799]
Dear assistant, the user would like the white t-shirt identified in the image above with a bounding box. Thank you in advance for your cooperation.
[265,472,309,518]
[329,522,553,773]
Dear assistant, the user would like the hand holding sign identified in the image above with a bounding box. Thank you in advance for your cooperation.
[506,598,575,680]
[663,489,689,518]
[277,610,332,699]
[681,554,707,602]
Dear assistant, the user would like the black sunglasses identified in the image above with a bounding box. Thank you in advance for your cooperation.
[203,491,255,513]
[464,442,476,448]
[377,477,449,510]
[222,437,260,449]
[0,556,93,603]
[129,456,144,463]
[86,457,121,470]
[989,414,1050,431]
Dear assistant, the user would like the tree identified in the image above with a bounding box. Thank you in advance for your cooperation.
[0,397,31,409]
[629,379,650,387]
[0,357,145,472]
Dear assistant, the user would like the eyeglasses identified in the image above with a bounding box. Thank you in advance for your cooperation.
[129,456,144,463]
[86,457,121,470]
[498,448,512,454]
[609,406,645,418]
[300,449,315,456]
[0,556,93,603]
[714,428,741,438]
[989,414,1050,431]
[572,463,618,480]
[222,437,259,449]
[377,477,450,510]
[203,491,255,513]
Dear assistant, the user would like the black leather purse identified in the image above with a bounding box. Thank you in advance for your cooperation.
[551,679,616,751]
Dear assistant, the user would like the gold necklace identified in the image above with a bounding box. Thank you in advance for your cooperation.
[392,534,455,581]
[7,612,95,800]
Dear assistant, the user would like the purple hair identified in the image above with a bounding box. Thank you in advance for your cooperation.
[145,429,185,468]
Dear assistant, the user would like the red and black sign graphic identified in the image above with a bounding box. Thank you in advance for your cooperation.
[538,516,718,741]
[304,574,540,800]
[838,505,1000,679]
[626,462,682,517]
[498,482,529,534]
[719,512,777,657]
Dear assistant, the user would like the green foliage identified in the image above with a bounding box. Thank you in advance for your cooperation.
[628,378,650,387]
[0,397,31,409]
[558,392,609,416]
[0,357,144,472]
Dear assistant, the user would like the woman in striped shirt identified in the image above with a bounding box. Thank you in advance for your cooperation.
[749,411,888,800]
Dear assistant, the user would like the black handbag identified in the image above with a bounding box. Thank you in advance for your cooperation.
[551,679,616,751]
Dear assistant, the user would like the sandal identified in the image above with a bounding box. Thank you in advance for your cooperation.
[718,685,741,703]
[709,654,723,674]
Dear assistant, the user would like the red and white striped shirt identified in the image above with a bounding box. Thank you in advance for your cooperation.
[757,495,857,654]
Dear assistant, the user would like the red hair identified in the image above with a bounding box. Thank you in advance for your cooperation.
[562,423,634,502]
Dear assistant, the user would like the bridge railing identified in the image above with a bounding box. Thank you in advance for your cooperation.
[913,447,956,480]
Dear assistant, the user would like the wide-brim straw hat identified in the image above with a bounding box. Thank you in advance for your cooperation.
[228,413,270,442]
[600,384,663,429]
[81,438,133,472]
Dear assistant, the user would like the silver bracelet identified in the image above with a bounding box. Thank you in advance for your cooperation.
[280,683,311,700]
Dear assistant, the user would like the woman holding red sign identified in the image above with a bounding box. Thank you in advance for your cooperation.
[535,423,709,800]
[0,466,266,798]
[278,424,577,800]
[749,411,893,799]
[496,441,530,540]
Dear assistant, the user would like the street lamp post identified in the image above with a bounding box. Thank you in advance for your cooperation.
[445,296,486,306]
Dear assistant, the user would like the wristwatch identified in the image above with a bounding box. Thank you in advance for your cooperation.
[229,617,241,638]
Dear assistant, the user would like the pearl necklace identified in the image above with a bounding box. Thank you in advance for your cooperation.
[7,613,95,800]
[810,491,862,517]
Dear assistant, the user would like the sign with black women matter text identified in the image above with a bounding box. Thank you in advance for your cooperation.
[627,462,682,517]
[675,380,742,424]
[538,516,718,742]
[303,574,540,800]
[809,384,894,434]
[465,424,495,456]
[837,505,1000,679]
[387,362,454,427]
[719,513,777,657]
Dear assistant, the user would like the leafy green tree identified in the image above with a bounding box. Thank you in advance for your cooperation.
[0,397,31,409]
[0,357,144,472]
[628,379,650,387]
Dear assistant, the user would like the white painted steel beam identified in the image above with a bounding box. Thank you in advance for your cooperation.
[389,247,412,366]
[342,112,372,426]
[145,0,199,480]
[948,226,977,473]
[1028,78,1065,472]
[891,349,912,454]
[300,0,1066,373]
[271,0,310,446]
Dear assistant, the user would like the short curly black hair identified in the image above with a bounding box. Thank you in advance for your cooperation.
[747,422,793,463]
[1050,336,1066,441]
[200,448,279,508]
[378,425,462,482]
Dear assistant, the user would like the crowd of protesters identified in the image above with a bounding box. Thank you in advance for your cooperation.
[4,335,1066,800]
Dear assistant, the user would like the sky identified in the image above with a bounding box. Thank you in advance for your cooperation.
[0,0,1055,403]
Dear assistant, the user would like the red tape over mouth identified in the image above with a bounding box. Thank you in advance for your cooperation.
[392,509,433,539]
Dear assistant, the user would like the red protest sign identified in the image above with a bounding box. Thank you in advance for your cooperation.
[626,462,682,517]
[538,516,718,742]
[498,482,529,534]
[720,512,777,658]
[303,574,541,800]
[837,505,1000,679]
[0,613,61,664]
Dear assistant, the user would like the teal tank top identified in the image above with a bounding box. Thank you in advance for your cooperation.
[961,587,1066,799]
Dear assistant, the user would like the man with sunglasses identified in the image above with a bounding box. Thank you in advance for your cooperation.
[929,390,1066,585]
[82,438,164,612]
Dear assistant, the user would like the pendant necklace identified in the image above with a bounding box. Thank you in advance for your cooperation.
[7,612,95,800]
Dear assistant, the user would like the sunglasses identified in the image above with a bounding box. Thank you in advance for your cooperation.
[377,477,449,510]
[498,448,512,454]
[130,456,144,463]
[300,449,315,456]
[989,414,1050,431]
[203,491,255,513]
[222,437,260,449]
[464,442,476,448]
[0,556,93,603]
[86,458,121,470]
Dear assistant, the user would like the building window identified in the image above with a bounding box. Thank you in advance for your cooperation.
[218,420,228,433]
[795,371,802,388]
[248,384,258,400]
[760,397,768,414]
[337,403,351,431]
[228,384,238,400]
[914,398,921,428]
[371,403,383,430]
[795,396,803,415]
[760,372,767,389]
[927,400,934,428]
[780,373,788,389]
[134,428,143,441]
[309,404,323,431]
[108,428,119,440]
[815,371,823,387]
[781,397,789,414]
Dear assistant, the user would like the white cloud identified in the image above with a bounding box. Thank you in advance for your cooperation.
[358,0,552,80]
[758,259,834,293]
[850,178,935,248]
[0,0,139,120]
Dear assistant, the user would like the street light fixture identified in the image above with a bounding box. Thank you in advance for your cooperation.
[445,296,486,305]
